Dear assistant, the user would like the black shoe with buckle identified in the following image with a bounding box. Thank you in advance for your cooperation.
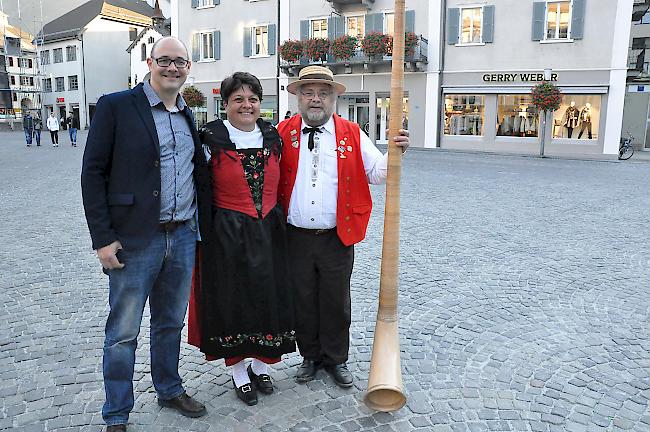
[325,363,354,388]
[247,364,274,394]
[157,392,207,418]
[232,377,258,406]
[106,425,127,432]
[296,359,321,383]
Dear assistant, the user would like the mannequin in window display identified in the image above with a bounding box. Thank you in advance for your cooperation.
[577,102,592,139]
[563,101,580,138]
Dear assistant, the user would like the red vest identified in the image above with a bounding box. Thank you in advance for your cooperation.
[211,150,280,219]
[277,114,372,246]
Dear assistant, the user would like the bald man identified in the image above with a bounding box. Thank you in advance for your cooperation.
[82,37,212,431]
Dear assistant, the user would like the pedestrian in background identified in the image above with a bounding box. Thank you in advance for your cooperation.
[33,114,42,146]
[22,112,34,147]
[46,112,59,147]
[81,36,211,432]
[66,112,80,147]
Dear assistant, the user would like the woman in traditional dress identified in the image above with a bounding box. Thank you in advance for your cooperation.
[188,72,295,406]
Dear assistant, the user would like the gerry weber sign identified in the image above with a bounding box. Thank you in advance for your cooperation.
[482,72,559,83]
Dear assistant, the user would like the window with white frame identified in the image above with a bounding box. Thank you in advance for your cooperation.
[41,50,50,65]
[55,77,65,92]
[252,25,269,56]
[198,0,213,7]
[546,1,571,40]
[43,78,52,92]
[20,76,31,86]
[53,48,63,63]
[460,7,482,44]
[68,75,78,91]
[66,45,77,61]
[384,13,395,36]
[311,19,328,38]
[200,32,214,60]
[346,16,365,39]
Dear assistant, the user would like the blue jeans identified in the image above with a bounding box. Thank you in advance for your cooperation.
[24,128,32,145]
[34,129,41,145]
[69,127,77,143]
[102,221,197,426]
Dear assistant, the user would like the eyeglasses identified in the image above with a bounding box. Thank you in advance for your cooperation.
[300,90,333,100]
[154,57,189,68]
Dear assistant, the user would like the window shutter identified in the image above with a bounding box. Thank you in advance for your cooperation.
[243,27,252,57]
[446,8,459,45]
[268,24,277,56]
[300,20,310,64]
[335,16,345,38]
[571,0,586,40]
[192,33,200,61]
[327,18,335,62]
[531,2,546,41]
[365,13,383,34]
[300,20,310,40]
[482,5,495,43]
[213,31,221,60]
[405,10,415,33]
[191,0,198,8]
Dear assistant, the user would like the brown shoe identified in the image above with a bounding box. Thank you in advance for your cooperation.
[106,425,126,432]
[157,392,207,418]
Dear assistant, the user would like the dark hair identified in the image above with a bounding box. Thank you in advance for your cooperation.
[220,72,263,103]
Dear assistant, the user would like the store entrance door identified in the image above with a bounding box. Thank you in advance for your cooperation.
[376,96,409,144]
[343,96,370,135]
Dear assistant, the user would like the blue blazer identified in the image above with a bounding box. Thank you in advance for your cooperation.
[81,83,212,250]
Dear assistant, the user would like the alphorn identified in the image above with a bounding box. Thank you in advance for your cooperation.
[364,0,407,412]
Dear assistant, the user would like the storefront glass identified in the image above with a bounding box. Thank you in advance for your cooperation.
[497,95,539,138]
[552,95,601,140]
[261,96,278,124]
[444,95,484,136]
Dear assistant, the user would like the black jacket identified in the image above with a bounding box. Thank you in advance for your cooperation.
[81,83,212,250]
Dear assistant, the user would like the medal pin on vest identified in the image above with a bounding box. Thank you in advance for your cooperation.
[290,129,299,148]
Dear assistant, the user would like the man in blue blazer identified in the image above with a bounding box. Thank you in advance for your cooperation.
[81,37,212,432]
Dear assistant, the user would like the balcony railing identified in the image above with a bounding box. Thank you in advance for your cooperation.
[280,35,428,76]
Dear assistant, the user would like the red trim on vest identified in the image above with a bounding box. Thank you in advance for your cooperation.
[211,150,280,219]
[277,114,372,246]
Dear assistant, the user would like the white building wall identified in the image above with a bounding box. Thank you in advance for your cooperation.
[130,28,165,88]
[40,39,84,125]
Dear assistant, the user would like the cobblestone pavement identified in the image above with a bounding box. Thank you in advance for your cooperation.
[1,130,649,432]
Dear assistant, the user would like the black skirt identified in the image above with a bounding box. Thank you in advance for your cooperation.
[198,204,296,359]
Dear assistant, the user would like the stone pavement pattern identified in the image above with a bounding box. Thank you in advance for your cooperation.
[1,130,649,432]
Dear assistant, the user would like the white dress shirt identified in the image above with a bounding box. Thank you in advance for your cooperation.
[287,116,388,229]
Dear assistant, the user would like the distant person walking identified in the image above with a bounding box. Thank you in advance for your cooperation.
[46,112,59,147]
[22,112,34,147]
[34,114,42,146]
[66,113,80,147]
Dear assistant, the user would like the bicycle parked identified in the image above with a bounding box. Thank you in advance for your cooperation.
[619,133,634,160]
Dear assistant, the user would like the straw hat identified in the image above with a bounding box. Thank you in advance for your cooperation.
[286,65,346,95]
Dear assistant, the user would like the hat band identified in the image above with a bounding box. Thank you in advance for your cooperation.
[299,73,334,82]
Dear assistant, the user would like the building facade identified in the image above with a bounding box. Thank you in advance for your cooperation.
[173,0,280,127]
[127,2,170,89]
[170,0,630,157]
[38,0,155,128]
[441,0,632,156]
[0,11,40,125]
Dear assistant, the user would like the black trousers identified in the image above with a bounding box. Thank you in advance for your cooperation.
[287,225,354,366]
[50,130,58,144]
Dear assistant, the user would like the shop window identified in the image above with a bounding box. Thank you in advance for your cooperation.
[546,1,571,40]
[260,96,278,124]
[444,95,484,136]
[461,8,482,44]
[214,98,227,120]
[552,95,601,140]
[497,95,539,138]
[192,106,208,129]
